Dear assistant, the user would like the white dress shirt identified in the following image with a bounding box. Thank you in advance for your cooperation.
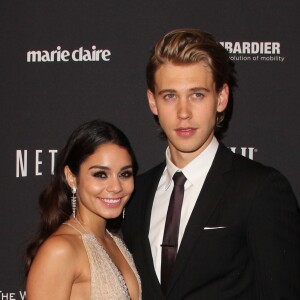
[148,137,219,282]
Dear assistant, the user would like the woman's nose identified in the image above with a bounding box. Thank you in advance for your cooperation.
[106,177,123,193]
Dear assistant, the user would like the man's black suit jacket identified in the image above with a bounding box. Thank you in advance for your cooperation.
[123,143,300,299]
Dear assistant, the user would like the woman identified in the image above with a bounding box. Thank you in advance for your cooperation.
[26,119,141,300]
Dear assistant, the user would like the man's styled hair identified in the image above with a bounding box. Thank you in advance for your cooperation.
[146,28,237,135]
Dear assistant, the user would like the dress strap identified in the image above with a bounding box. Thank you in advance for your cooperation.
[62,222,84,235]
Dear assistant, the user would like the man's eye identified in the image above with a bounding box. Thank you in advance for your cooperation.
[193,92,204,98]
[120,170,133,178]
[164,94,176,100]
[93,171,107,178]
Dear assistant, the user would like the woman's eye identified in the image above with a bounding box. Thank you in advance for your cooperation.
[120,170,133,178]
[93,171,107,178]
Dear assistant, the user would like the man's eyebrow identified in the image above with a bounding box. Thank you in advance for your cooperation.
[158,89,176,95]
[190,87,210,92]
[158,87,210,95]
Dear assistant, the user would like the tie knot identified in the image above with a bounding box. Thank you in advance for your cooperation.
[173,172,186,186]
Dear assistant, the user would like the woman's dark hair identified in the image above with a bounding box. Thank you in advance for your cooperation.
[25,119,138,275]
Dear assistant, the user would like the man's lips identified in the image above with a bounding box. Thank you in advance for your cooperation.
[175,127,197,137]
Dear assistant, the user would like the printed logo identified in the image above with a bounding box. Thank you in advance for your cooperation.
[230,147,258,160]
[16,149,58,177]
[27,46,111,62]
[15,147,257,178]
[0,290,26,300]
[219,41,285,63]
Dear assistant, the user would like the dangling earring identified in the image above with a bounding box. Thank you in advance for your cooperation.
[122,208,125,219]
[71,187,77,218]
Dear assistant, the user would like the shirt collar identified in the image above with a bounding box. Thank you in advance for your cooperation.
[164,137,219,190]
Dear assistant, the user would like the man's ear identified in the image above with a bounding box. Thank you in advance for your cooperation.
[147,89,158,115]
[64,166,77,189]
[217,84,229,113]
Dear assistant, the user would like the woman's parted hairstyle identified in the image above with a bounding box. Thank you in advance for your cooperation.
[25,119,138,274]
[146,28,237,133]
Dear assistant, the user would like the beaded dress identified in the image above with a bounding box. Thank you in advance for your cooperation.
[63,221,141,300]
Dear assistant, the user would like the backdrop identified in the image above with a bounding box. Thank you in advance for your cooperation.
[1,1,299,298]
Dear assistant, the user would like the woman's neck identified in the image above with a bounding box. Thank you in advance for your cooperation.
[73,214,107,240]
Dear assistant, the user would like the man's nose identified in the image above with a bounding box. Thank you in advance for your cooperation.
[177,99,191,120]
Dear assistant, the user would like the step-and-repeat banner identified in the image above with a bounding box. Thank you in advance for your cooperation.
[1,0,299,297]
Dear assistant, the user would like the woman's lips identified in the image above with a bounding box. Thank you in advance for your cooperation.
[99,198,122,207]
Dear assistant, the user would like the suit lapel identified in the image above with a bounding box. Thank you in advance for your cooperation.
[141,162,166,238]
[139,163,166,297]
[167,144,233,294]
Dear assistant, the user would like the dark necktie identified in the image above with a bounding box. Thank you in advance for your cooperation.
[161,171,187,294]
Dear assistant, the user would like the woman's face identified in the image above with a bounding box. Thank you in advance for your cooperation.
[67,143,134,221]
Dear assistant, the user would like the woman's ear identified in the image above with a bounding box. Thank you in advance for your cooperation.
[64,166,77,189]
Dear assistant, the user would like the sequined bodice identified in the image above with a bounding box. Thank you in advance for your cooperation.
[64,222,141,300]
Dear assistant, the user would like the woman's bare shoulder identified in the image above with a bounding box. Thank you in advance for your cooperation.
[33,223,83,268]
[26,227,84,300]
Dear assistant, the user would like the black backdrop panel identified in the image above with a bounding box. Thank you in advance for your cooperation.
[0,0,299,295]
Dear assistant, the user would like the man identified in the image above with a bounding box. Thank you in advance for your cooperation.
[123,28,300,299]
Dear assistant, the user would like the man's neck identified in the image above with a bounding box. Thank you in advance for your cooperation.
[169,136,215,169]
